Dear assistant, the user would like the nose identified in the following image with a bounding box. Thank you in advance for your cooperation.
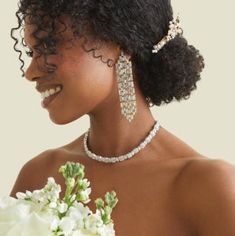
[24,57,47,82]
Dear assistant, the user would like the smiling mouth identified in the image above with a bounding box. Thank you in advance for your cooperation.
[40,85,62,99]
[40,85,63,108]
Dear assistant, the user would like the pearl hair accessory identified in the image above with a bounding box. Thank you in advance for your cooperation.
[83,120,161,163]
[152,14,183,53]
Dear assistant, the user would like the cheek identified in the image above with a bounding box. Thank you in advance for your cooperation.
[50,57,116,123]
[46,38,121,123]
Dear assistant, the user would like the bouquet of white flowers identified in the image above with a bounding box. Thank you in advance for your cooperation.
[0,161,118,236]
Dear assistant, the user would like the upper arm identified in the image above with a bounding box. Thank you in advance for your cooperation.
[176,158,235,236]
[10,149,54,197]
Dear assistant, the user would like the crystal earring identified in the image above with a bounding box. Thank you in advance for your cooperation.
[115,50,137,122]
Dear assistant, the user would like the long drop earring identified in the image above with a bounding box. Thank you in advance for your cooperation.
[115,50,137,122]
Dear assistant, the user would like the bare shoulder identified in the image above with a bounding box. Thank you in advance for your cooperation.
[10,148,63,197]
[176,157,235,197]
[174,157,235,235]
[175,156,235,186]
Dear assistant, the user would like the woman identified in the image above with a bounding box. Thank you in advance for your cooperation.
[10,0,235,235]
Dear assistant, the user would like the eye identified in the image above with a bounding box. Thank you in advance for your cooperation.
[25,49,34,57]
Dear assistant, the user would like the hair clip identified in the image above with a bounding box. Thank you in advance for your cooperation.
[152,13,183,53]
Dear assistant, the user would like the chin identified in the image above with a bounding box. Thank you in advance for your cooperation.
[49,113,82,125]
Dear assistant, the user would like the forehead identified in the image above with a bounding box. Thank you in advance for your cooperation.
[23,17,74,47]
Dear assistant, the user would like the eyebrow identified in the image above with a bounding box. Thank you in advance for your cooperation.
[23,26,46,48]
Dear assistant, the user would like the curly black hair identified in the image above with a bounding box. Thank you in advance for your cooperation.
[11,0,205,107]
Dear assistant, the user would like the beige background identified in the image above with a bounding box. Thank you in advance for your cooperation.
[0,0,234,197]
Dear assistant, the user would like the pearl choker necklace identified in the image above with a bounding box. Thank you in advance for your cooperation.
[83,120,160,163]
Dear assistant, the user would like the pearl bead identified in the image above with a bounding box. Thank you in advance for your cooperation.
[152,14,182,55]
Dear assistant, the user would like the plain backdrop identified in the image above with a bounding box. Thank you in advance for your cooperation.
[0,0,234,197]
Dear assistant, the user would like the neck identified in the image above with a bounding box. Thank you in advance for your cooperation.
[87,83,157,158]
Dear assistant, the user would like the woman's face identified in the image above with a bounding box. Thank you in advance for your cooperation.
[24,19,120,124]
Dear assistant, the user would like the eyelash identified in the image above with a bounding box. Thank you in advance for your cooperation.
[25,40,56,58]
[25,49,34,58]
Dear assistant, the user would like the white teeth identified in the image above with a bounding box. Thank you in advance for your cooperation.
[56,87,61,92]
[45,90,50,97]
[41,86,62,99]
[49,88,56,95]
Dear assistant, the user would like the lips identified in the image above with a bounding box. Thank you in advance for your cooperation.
[41,90,62,108]
[35,84,63,93]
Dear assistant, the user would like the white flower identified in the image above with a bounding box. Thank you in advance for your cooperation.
[49,202,57,209]
[0,196,55,236]
[0,162,118,236]
[6,212,54,236]
[16,192,27,200]
[62,202,91,231]
[0,196,17,208]
[83,212,104,234]
[58,216,76,235]
[80,179,91,189]
[58,202,68,214]
[70,229,95,236]
[97,222,116,236]
[68,202,91,220]
[50,217,60,231]
[31,189,45,202]
[80,188,92,204]
[0,197,31,222]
